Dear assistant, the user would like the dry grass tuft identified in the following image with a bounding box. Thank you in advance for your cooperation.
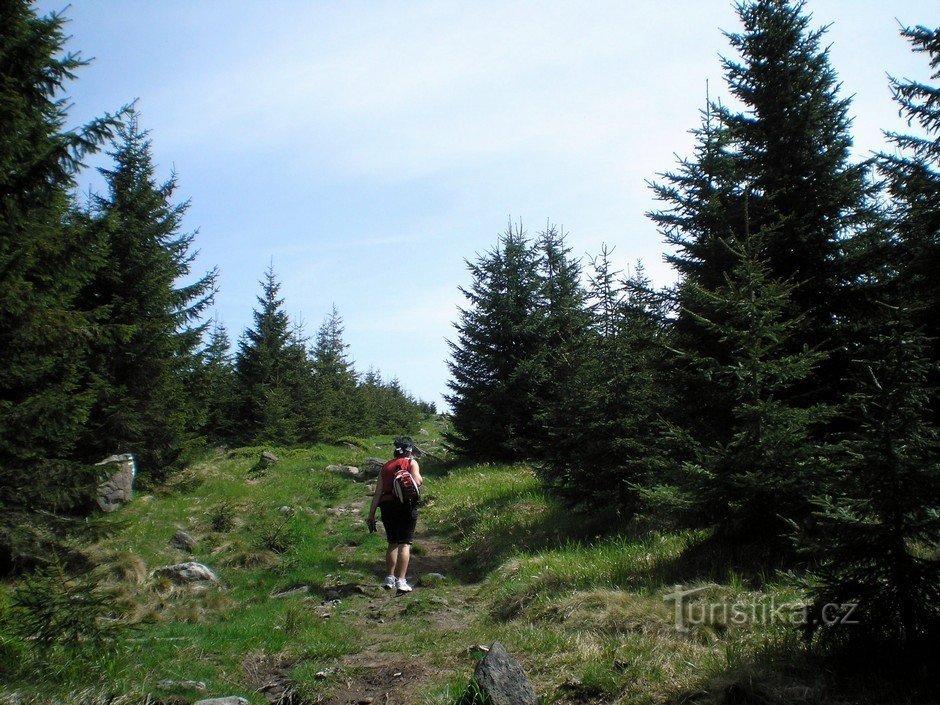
[94,551,148,586]
[534,589,676,637]
[222,547,280,570]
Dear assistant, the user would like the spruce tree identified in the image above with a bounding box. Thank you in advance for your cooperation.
[715,0,870,395]
[79,114,217,476]
[651,0,872,417]
[800,304,940,650]
[309,305,358,440]
[355,368,383,437]
[529,224,591,459]
[540,250,672,518]
[234,266,309,445]
[0,2,121,571]
[879,24,940,422]
[798,22,940,654]
[663,230,827,546]
[197,321,238,443]
[445,223,542,461]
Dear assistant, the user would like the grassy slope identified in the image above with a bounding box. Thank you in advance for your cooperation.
[0,423,929,704]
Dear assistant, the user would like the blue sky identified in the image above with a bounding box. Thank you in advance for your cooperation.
[42,0,933,409]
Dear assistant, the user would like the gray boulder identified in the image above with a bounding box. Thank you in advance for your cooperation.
[193,698,250,705]
[152,561,218,584]
[473,641,539,705]
[259,451,279,468]
[360,458,385,478]
[95,453,136,512]
[169,529,197,552]
[326,464,361,479]
[418,428,430,436]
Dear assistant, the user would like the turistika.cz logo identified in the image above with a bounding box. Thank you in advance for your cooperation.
[663,584,859,632]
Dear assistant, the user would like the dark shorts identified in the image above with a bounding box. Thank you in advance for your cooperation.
[379,501,418,545]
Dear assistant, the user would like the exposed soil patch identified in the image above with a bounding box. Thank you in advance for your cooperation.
[243,651,304,704]
[319,653,429,705]
[311,495,469,705]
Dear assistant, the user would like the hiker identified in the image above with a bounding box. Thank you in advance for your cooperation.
[367,436,424,592]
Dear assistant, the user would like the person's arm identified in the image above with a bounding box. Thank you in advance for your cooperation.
[410,459,423,486]
[367,474,383,523]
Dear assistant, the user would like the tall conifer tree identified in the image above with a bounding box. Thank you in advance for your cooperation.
[799,22,940,654]
[0,2,121,571]
[541,252,672,517]
[309,305,358,440]
[80,115,217,475]
[666,231,827,544]
[446,223,541,461]
[879,24,940,422]
[529,224,591,459]
[197,321,238,443]
[234,266,308,444]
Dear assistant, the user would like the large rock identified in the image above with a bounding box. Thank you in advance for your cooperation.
[360,458,385,478]
[259,451,279,467]
[95,453,136,512]
[193,698,250,705]
[326,464,361,480]
[152,562,218,584]
[473,642,539,705]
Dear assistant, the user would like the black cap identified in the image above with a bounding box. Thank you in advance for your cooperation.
[394,436,421,457]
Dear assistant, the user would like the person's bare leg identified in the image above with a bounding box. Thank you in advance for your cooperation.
[394,544,411,579]
[385,544,399,577]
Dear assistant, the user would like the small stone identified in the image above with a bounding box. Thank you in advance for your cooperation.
[418,572,446,587]
[418,428,429,436]
[169,529,197,552]
[193,698,250,705]
[271,585,309,599]
[277,505,293,513]
[157,680,207,692]
[152,562,218,584]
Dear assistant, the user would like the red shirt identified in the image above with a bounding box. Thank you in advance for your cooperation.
[380,457,414,503]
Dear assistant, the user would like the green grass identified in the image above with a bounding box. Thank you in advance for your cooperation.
[415,459,910,705]
[0,440,375,703]
[2,425,929,705]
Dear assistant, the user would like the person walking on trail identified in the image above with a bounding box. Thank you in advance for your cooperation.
[367,436,424,593]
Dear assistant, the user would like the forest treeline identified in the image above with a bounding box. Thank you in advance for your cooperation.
[0,2,432,574]
[446,1,939,656]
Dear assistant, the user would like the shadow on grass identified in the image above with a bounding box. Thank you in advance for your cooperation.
[667,638,938,705]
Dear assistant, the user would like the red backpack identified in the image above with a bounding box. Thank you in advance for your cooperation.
[391,461,421,506]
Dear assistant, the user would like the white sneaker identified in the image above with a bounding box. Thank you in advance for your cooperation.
[396,578,413,593]
[383,576,396,590]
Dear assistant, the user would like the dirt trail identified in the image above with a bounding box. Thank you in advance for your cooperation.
[311,494,475,705]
